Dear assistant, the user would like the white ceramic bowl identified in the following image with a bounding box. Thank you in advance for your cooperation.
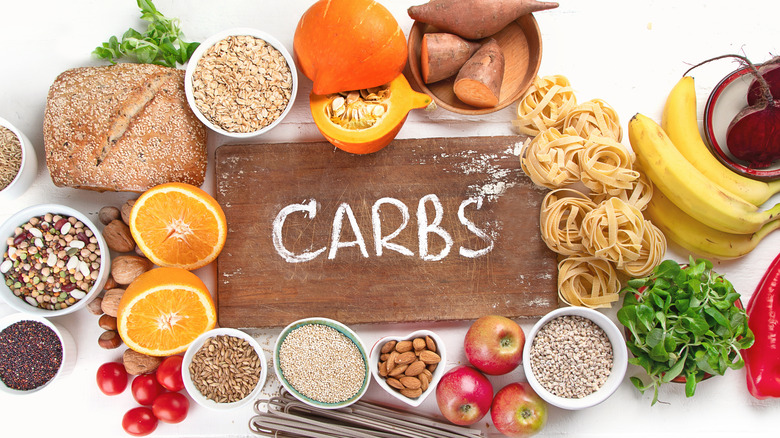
[369,330,447,407]
[0,204,110,317]
[184,27,298,139]
[182,327,268,411]
[274,317,370,409]
[0,313,77,395]
[522,307,628,410]
[0,116,38,202]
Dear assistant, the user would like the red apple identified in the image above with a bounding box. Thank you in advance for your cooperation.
[491,382,547,438]
[435,365,494,425]
[464,315,525,375]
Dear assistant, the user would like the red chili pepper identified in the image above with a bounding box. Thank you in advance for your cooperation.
[745,251,780,399]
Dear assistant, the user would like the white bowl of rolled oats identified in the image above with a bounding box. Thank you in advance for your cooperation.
[0,116,37,202]
[274,317,370,409]
[522,306,628,410]
[184,28,298,138]
[0,204,110,317]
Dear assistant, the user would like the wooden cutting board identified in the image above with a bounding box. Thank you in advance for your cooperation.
[215,136,558,328]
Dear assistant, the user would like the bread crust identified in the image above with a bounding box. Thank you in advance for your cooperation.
[44,64,207,192]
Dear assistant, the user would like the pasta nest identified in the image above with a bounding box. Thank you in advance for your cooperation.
[557,256,621,309]
[520,128,585,189]
[580,197,645,268]
[579,136,639,197]
[564,98,623,141]
[540,189,597,256]
[513,75,577,137]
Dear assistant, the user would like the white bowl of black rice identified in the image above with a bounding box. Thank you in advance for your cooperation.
[0,312,77,394]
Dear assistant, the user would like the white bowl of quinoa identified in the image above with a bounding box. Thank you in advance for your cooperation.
[522,306,628,410]
[274,317,370,409]
[0,116,37,202]
[0,312,77,395]
[0,204,110,317]
[184,27,298,139]
[182,327,268,411]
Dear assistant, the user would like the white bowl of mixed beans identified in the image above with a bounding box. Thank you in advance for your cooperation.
[522,306,628,410]
[0,204,110,317]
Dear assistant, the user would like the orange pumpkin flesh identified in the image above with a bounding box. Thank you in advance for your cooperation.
[293,0,408,95]
[310,74,432,155]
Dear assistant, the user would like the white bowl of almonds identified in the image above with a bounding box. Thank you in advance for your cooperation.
[184,27,298,138]
[522,306,628,410]
[0,116,37,202]
[182,327,268,411]
[0,204,110,317]
[369,330,446,408]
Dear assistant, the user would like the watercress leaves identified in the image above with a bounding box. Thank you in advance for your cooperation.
[93,0,199,68]
[619,256,755,405]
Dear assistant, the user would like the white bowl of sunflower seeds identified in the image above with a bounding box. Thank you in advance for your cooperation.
[522,306,628,410]
[182,327,268,411]
[184,27,298,139]
[0,116,37,202]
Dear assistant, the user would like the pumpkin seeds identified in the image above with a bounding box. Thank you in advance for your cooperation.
[324,85,391,130]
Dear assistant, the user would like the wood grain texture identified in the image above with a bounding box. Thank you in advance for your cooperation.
[215,136,557,328]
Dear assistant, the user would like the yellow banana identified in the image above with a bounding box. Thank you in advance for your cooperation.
[661,76,780,206]
[628,113,780,234]
[645,190,780,260]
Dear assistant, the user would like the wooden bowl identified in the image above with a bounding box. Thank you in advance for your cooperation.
[407,14,543,115]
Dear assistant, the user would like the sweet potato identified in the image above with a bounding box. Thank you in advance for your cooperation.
[408,0,559,40]
[453,39,505,108]
[421,33,482,83]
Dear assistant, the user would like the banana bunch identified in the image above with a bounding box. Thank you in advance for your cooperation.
[629,77,780,259]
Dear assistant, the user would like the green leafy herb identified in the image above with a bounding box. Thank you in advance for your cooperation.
[93,0,199,68]
[618,257,754,405]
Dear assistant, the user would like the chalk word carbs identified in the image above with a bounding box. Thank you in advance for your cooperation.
[273,194,495,264]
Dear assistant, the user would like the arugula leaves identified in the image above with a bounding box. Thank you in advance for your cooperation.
[93,0,199,68]
[618,257,754,405]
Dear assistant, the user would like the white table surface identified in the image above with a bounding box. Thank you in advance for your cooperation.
[1,1,779,437]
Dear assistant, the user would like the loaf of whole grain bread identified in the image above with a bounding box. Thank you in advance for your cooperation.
[44,64,207,192]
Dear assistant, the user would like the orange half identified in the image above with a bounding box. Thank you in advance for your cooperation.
[130,182,227,270]
[117,267,217,356]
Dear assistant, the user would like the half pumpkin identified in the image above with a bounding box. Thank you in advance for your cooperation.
[310,74,432,154]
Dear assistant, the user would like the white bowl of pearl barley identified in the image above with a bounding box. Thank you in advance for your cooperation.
[274,317,370,409]
[522,306,628,410]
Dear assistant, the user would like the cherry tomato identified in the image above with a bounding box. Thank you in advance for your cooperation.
[131,374,165,406]
[122,407,158,437]
[156,355,185,392]
[152,392,190,424]
[96,362,128,396]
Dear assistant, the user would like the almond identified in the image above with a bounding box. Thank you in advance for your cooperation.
[386,377,404,390]
[419,350,441,365]
[380,340,397,354]
[425,335,437,352]
[400,387,423,398]
[404,360,426,376]
[395,351,416,365]
[427,363,438,372]
[400,376,421,390]
[380,353,390,362]
[419,372,430,391]
[395,340,413,353]
[421,368,433,380]
[412,337,426,351]
[378,361,388,377]
[388,364,408,377]
[103,219,135,253]
[386,351,398,374]
[101,288,125,317]
[111,255,152,285]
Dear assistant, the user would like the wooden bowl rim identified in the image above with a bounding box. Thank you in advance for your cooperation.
[407,14,543,116]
